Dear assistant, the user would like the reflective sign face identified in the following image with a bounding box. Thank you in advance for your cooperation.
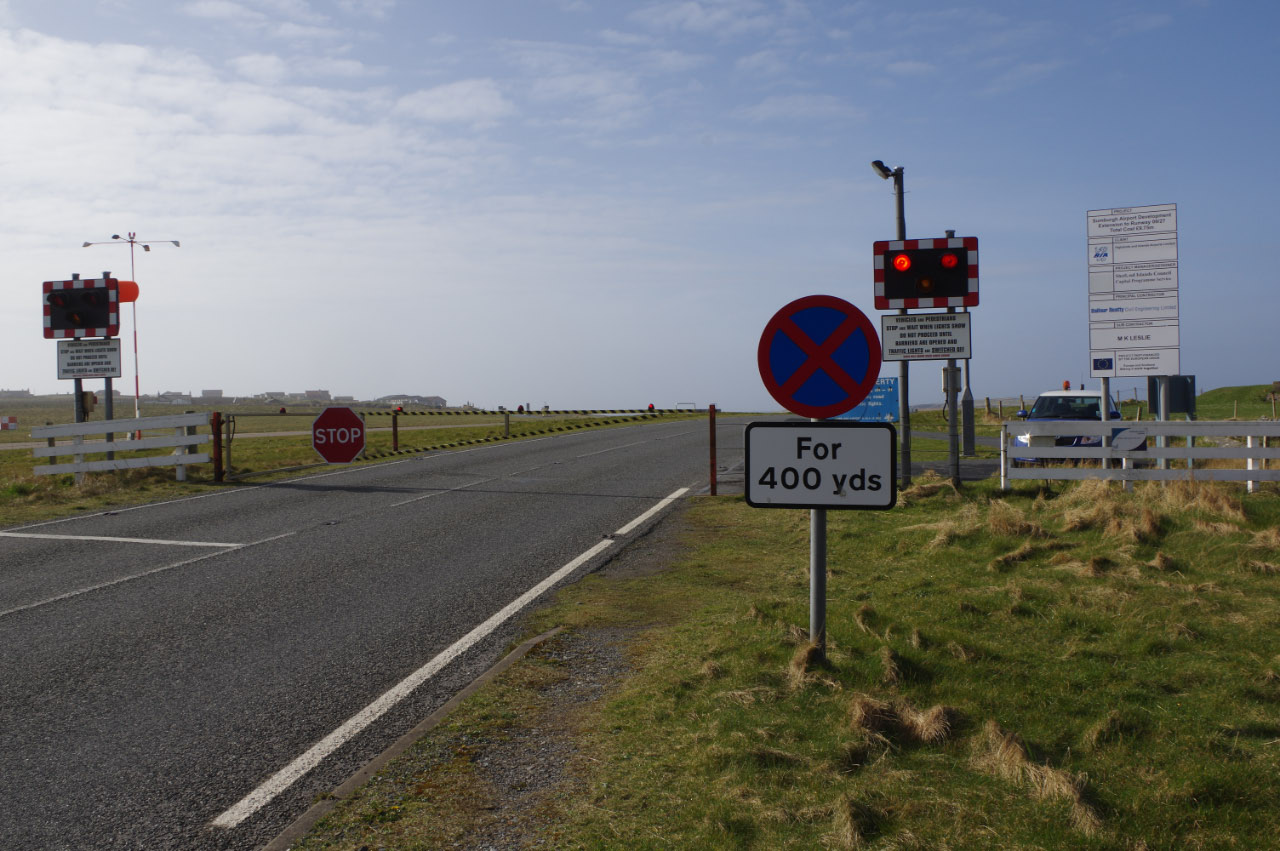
[757,295,882,420]
[745,421,896,510]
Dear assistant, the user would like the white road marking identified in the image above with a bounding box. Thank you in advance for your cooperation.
[614,487,689,536]
[575,439,648,458]
[0,533,296,620]
[389,477,496,508]
[0,532,238,547]
[210,486,690,830]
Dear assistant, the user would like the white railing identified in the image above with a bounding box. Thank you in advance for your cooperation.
[999,420,1280,491]
[32,412,210,483]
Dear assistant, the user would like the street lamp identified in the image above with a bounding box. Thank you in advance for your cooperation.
[871,160,911,488]
[82,232,180,422]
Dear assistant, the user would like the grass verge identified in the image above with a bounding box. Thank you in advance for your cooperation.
[295,475,1280,849]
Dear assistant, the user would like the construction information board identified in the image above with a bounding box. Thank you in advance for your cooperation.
[57,339,122,379]
[881,312,971,361]
[1087,203,1179,377]
[745,421,896,510]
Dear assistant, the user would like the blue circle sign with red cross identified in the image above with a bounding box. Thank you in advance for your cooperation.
[757,294,883,420]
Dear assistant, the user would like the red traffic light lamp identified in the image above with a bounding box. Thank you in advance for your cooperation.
[874,238,978,309]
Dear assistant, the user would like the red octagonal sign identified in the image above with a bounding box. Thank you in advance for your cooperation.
[313,406,365,464]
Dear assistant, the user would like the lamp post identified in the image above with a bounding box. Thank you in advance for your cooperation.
[871,160,910,488]
[82,233,180,422]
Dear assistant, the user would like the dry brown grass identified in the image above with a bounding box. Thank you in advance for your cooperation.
[1146,480,1247,523]
[971,719,1102,836]
[848,693,957,747]
[878,645,901,685]
[987,499,1044,537]
[788,642,824,690]
[1250,527,1280,550]
[854,604,877,635]
[1107,507,1162,544]
[1246,560,1280,576]
[828,795,879,849]
[903,503,982,550]
[1194,518,1242,537]
[896,470,959,507]
[1082,709,1141,751]
[1148,551,1176,571]
[990,540,1038,570]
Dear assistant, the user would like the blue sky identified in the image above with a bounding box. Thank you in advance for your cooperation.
[1,0,1276,410]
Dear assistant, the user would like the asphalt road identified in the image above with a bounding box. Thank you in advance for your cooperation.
[0,418,747,850]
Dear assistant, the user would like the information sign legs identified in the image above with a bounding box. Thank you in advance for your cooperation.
[810,417,827,652]
[811,505,827,651]
[947,357,960,485]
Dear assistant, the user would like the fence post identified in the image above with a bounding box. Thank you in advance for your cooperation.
[211,411,223,482]
[393,410,399,452]
[999,425,1008,490]
[224,414,233,478]
[709,404,718,496]
[1247,435,1258,494]
[504,411,510,438]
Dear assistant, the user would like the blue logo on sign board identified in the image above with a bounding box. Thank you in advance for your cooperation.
[836,377,899,422]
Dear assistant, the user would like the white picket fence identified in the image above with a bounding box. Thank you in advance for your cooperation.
[32,412,210,483]
[999,420,1280,492]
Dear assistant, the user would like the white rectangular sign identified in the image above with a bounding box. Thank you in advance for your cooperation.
[745,421,896,510]
[1087,203,1178,378]
[881,312,971,361]
[57,338,122,379]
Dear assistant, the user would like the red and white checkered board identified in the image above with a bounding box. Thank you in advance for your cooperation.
[43,277,120,339]
[873,237,978,310]
[0,416,16,430]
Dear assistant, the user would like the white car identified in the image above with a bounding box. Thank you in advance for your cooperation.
[1013,390,1122,463]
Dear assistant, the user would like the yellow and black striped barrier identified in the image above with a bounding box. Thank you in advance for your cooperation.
[358,412,674,461]
[358,408,681,417]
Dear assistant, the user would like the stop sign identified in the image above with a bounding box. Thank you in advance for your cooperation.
[312,406,365,464]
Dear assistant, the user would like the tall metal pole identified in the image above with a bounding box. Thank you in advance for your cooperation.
[810,417,826,652]
[893,168,911,489]
[82,233,180,425]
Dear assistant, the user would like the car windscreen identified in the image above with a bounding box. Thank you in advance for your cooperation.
[1028,396,1101,419]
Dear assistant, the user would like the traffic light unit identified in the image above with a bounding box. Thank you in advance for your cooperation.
[874,237,978,310]
[43,277,120,338]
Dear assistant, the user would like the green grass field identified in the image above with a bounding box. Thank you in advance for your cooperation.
[295,475,1280,850]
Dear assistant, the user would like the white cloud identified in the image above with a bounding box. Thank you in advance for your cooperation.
[231,52,290,83]
[737,93,862,122]
[1112,12,1173,35]
[736,49,787,76]
[642,49,707,73]
[885,60,933,76]
[598,28,656,47]
[983,60,1062,94]
[393,78,515,125]
[182,0,266,24]
[334,0,395,17]
[630,0,773,37]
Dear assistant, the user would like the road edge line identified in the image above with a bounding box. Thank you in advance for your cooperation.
[258,626,565,851]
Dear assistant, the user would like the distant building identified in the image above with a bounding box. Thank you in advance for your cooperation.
[200,389,224,399]
[304,390,332,401]
[0,389,33,399]
[376,394,447,408]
